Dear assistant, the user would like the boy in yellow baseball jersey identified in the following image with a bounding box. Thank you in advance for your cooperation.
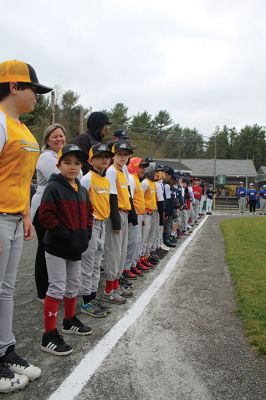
[103,142,137,304]
[80,143,112,317]
[0,60,52,393]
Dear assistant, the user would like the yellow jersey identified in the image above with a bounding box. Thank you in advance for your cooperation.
[0,107,39,214]
[81,170,110,220]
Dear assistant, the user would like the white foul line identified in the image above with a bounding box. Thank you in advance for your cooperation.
[48,216,208,400]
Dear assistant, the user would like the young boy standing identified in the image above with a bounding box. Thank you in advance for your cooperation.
[80,143,112,317]
[39,144,93,356]
[103,142,135,304]
[0,60,52,392]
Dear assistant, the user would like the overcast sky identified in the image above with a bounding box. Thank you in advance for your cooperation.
[2,0,266,136]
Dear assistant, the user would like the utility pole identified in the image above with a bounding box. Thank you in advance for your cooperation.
[213,135,217,190]
[50,90,56,124]
[79,106,84,134]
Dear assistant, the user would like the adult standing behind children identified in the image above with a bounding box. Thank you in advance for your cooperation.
[31,124,66,303]
[0,59,52,393]
[75,111,111,174]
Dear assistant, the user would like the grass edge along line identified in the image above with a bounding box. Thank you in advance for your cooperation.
[220,217,266,358]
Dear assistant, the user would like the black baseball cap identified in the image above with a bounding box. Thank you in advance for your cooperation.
[164,167,175,176]
[89,143,113,159]
[113,129,129,140]
[0,60,52,94]
[58,144,87,163]
[139,159,150,168]
[155,163,165,171]
[111,141,134,154]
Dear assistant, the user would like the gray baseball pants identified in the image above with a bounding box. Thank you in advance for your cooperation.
[192,199,200,220]
[45,253,81,300]
[81,219,107,295]
[104,211,128,280]
[199,195,206,214]
[141,213,152,257]
[133,214,144,264]
[260,198,266,213]
[239,197,246,213]
[0,214,23,357]
[124,223,139,270]
[146,211,159,256]
[180,209,189,231]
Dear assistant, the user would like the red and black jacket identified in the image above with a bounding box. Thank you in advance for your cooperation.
[39,173,93,261]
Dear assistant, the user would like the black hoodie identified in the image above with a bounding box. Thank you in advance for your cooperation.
[39,173,93,261]
[75,112,110,174]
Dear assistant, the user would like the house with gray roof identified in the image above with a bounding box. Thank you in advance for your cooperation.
[255,166,266,185]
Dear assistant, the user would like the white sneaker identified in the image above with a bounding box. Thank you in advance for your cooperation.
[161,244,170,252]
[3,346,41,381]
[0,364,29,393]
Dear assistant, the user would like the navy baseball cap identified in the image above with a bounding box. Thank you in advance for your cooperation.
[113,129,129,140]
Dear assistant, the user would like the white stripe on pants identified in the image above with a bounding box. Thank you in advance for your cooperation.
[45,253,81,300]
[124,223,138,270]
[81,219,106,296]
[104,211,128,280]
[0,215,23,357]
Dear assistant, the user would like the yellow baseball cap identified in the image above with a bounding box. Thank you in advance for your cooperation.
[0,60,52,94]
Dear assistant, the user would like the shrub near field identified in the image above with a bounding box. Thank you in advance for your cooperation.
[221,217,266,357]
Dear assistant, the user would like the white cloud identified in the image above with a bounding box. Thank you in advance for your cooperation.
[1,0,266,135]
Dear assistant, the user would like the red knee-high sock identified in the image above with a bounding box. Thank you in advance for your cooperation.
[113,279,119,290]
[105,280,114,294]
[44,296,61,333]
[64,296,77,319]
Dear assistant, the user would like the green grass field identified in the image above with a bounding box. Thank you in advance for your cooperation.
[221,217,266,357]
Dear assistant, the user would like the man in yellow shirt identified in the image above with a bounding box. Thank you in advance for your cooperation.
[0,60,52,393]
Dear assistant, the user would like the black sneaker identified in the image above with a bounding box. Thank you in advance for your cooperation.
[119,276,135,289]
[41,329,73,356]
[62,315,92,336]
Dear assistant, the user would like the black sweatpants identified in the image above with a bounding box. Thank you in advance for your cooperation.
[249,199,257,213]
[33,209,49,299]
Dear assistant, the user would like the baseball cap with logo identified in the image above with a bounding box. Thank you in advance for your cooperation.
[0,60,52,94]
[111,141,133,154]
[57,144,87,163]
[113,129,129,140]
[89,143,113,159]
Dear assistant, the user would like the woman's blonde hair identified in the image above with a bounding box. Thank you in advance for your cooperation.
[42,123,67,150]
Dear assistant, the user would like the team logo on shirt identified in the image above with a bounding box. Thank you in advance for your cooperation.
[94,185,110,194]
[20,139,40,153]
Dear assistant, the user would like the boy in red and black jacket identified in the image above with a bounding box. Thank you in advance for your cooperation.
[39,144,93,356]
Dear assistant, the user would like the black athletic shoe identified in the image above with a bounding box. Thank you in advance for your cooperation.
[41,329,73,356]
[119,276,135,289]
[150,251,164,260]
[164,241,176,248]
[147,256,160,264]
[62,315,92,336]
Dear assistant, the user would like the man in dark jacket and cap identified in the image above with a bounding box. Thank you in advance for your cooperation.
[75,111,111,173]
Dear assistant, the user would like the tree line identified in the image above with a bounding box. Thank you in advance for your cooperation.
[21,89,266,169]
